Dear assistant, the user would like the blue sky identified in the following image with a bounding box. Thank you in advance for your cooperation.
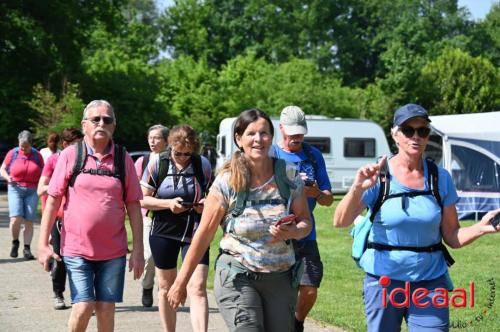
[157,0,496,20]
[458,0,496,19]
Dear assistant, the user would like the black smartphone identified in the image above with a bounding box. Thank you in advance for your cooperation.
[304,178,315,186]
[490,212,500,228]
[180,202,194,208]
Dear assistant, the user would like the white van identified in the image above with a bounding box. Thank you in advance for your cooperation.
[216,116,391,193]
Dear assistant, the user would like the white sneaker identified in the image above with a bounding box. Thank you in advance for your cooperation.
[54,295,66,310]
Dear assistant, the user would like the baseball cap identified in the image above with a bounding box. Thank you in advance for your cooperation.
[280,106,308,135]
[393,104,431,126]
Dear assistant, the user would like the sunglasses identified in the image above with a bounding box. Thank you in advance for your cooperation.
[173,151,192,157]
[400,126,431,138]
[85,116,114,125]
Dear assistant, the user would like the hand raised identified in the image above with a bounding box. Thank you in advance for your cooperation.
[354,155,387,191]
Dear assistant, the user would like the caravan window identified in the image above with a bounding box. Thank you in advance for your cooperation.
[304,137,330,154]
[344,138,375,158]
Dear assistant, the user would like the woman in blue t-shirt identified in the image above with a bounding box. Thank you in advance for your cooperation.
[334,104,500,332]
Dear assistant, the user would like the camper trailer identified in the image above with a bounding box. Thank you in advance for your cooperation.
[426,112,500,220]
[216,116,391,193]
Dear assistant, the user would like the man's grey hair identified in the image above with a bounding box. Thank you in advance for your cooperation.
[18,130,33,145]
[82,100,115,122]
[148,124,169,140]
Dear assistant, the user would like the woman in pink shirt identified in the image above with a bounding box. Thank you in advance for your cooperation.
[0,130,44,260]
[37,128,83,310]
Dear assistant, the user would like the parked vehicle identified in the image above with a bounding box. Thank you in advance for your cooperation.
[216,116,391,193]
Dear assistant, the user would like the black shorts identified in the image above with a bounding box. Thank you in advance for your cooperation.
[296,240,323,287]
[149,235,209,270]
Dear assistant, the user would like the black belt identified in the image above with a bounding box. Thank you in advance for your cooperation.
[367,242,455,267]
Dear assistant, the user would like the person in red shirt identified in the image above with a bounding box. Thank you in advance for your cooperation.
[0,130,44,260]
[37,128,83,310]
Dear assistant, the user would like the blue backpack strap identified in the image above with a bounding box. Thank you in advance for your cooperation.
[6,147,19,173]
[29,147,43,169]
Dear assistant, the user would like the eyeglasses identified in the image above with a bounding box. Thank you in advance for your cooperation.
[173,151,192,157]
[400,126,431,138]
[85,116,114,125]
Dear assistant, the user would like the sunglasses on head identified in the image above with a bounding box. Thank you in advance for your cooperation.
[86,116,114,125]
[400,126,431,138]
[173,151,192,157]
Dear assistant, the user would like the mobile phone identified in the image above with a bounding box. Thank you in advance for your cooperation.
[490,212,500,228]
[181,202,194,208]
[275,214,296,227]
[304,178,315,186]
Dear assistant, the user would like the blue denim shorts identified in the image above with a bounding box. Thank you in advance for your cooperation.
[63,256,126,304]
[7,184,39,220]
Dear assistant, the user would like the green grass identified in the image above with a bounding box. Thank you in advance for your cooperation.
[127,203,500,332]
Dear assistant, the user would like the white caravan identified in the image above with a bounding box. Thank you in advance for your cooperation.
[216,116,391,193]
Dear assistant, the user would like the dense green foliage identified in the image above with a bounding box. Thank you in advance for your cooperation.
[1,0,498,150]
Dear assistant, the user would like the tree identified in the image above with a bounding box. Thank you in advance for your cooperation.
[416,48,499,115]
[26,82,84,146]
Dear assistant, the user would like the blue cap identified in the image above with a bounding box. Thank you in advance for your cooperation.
[393,104,430,126]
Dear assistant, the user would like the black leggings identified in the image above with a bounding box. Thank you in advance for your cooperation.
[51,219,66,295]
[149,235,209,270]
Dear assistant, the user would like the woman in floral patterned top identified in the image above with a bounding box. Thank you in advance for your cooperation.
[168,109,311,331]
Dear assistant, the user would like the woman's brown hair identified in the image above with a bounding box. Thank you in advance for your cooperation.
[220,109,274,192]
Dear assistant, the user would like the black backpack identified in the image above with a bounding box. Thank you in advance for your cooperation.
[352,157,454,267]
[68,140,126,198]
[155,147,208,196]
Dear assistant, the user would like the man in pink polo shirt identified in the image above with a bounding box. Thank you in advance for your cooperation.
[38,100,144,332]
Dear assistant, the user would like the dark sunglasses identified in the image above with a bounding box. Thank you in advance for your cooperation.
[400,126,431,138]
[173,151,192,157]
[86,116,114,125]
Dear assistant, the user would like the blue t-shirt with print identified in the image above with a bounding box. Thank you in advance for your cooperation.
[360,160,459,281]
[270,143,332,241]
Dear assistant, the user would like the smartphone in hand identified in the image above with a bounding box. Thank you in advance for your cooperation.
[181,202,194,208]
[275,214,296,227]
[304,178,315,186]
[490,212,500,228]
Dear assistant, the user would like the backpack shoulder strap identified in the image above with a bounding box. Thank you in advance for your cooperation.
[114,144,126,193]
[273,157,297,204]
[191,154,207,193]
[369,158,390,222]
[69,141,87,187]
[425,158,442,209]
[141,153,151,174]
[302,142,318,175]
[30,147,43,169]
[6,147,20,173]
[157,148,171,188]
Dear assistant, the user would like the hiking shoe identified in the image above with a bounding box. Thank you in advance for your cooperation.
[23,248,35,260]
[10,240,20,258]
[54,295,66,310]
[142,288,153,307]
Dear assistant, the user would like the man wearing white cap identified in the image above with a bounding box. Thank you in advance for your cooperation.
[271,105,334,332]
